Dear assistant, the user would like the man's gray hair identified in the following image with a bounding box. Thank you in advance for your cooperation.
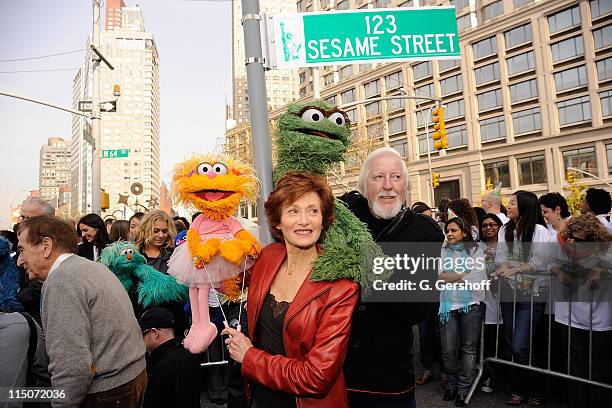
[357,147,410,202]
[483,192,502,209]
[24,197,55,216]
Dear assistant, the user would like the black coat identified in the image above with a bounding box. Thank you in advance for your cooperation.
[143,338,203,408]
[340,191,444,400]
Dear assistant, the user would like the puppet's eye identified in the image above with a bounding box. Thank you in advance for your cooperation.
[197,162,213,175]
[120,248,135,256]
[301,108,324,123]
[212,162,228,175]
[328,112,346,126]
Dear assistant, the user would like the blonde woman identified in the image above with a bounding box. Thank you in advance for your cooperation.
[134,210,187,336]
[134,210,177,274]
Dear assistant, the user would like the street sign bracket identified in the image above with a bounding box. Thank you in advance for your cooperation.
[241,13,261,24]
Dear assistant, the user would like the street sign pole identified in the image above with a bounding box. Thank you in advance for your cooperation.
[241,0,273,245]
[91,0,102,214]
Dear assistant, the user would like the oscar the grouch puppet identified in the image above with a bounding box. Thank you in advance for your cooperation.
[274,100,383,284]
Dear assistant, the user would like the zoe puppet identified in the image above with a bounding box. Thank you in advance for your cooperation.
[168,155,260,354]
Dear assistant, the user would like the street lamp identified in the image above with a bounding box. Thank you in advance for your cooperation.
[566,167,612,188]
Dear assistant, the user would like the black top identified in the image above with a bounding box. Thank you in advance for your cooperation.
[143,338,203,408]
[251,293,296,408]
[339,191,444,399]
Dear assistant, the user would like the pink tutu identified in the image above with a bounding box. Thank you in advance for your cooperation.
[167,240,254,286]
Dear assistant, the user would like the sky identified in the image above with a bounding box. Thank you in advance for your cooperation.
[0,0,233,229]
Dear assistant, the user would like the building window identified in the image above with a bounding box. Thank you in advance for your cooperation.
[388,116,406,135]
[483,0,504,21]
[484,160,511,187]
[364,79,381,98]
[324,95,337,105]
[563,147,597,178]
[366,101,381,118]
[341,88,356,104]
[477,88,503,112]
[557,96,591,126]
[415,83,434,101]
[416,109,430,127]
[505,23,532,49]
[336,0,349,10]
[456,14,471,31]
[374,0,391,7]
[385,71,404,90]
[593,25,612,50]
[513,0,532,7]
[445,99,465,120]
[323,73,334,86]
[507,51,535,76]
[439,59,460,71]
[346,109,357,123]
[607,144,612,175]
[447,124,468,148]
[390,141,408,157]
[551,36,584,63]
[554,65,587,92]
[339,65,353,80]
[473,36,498,59]
[299,72,306,83]
[440,74,463,96]
[399,0,414,7]
[387,97,405,111]
[518,155,547,185]
[413,61,432,81]
[451,0,469,11]
[548,6,581,34]
[591,0,612,19]
[480,115,506,141]
[510,79,538,103]
[418,133,433,154]
[475,62,500,85]
[597,57,612,81]
[601,90,612,117]
[512,107,541,134]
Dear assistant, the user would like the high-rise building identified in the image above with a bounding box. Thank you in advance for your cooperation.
[226,0,612,206]
[230,0,301,126]
[39,137,71,206]
[71,2,160,218]
[106,0,126,31]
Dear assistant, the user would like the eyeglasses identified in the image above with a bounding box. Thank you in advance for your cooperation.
[481,223,498,229]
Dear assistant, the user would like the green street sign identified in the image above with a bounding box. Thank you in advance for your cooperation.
[271,7,460,68]
[102,149,129,158]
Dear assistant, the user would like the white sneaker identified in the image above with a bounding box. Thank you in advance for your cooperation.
[481,377,493,393]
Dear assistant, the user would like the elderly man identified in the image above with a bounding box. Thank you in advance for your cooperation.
[341,147,444,408]
[480,189,509,225]
[16,197,55,324]
[17,216,147,407]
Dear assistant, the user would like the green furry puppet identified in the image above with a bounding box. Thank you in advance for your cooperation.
[100,241,189,308]
[274,100,383,284]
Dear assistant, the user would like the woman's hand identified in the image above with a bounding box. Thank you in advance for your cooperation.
[221,326,253,364]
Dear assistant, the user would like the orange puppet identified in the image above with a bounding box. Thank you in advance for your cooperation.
[168,154,260,354]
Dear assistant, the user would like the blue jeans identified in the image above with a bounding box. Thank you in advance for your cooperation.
[439,304,482,396]
[499,301,545,398]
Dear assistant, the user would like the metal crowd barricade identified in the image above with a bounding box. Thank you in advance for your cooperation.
[466,243,612,404]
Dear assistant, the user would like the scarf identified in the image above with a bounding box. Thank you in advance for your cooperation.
[439,242,473,324]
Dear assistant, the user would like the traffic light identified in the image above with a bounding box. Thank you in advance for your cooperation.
[432,106,447,150]
[432,172,440,189]
[101,189,110,211]
[567,171,575,183]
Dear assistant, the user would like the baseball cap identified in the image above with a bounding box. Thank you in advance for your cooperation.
[138,307,175,333]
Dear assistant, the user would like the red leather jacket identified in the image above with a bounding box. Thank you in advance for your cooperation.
[241,243,359,408]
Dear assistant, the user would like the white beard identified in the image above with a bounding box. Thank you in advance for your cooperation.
[371,199,403,219]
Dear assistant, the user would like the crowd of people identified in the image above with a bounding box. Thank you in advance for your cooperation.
[1,147,611,408]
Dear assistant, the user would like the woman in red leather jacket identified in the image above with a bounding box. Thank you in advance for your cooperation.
[222,172,359,408]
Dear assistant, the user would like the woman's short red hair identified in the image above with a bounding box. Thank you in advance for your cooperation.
[265,172,335,242]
